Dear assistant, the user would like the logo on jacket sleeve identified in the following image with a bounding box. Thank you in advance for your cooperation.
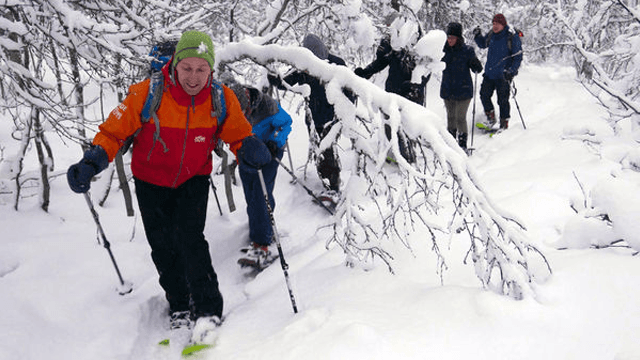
[194,136,206,143]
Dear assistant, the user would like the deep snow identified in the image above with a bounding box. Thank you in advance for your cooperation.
[1,64,639,360]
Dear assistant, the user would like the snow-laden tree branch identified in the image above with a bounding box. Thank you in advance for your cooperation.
[218,40,552,299]
[545,0,640,120]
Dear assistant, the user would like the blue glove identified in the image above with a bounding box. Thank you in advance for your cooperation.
[67,145,109,193]
[238,135,272,172]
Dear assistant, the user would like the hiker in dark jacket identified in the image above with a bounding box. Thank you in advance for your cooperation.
[66,31,272,342]
[229,82,292,269]
[354,12,427,163]
[473,13,523,131]
[268,34,347,197]
[440,22,483,153]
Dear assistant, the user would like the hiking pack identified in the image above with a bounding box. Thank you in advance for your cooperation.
[486,27,523,52]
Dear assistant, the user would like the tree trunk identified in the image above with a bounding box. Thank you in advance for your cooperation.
[13,114,32,212]
[69,47,88,151]
[34,109,51,212]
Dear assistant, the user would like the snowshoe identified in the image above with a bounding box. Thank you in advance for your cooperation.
[181,315,222,357]
[158,311,193,357]
[475,122,500,134]
[238,242,278,271]
[169,310,192,330]
[313,190,339,213]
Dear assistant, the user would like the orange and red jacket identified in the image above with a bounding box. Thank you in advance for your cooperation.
[93,64,253,188]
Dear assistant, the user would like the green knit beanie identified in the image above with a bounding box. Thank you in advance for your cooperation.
[172,30,215,69]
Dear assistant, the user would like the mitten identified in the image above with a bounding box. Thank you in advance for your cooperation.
[238,135,272,172]
[504,69,516,81]
[67,145,109,193]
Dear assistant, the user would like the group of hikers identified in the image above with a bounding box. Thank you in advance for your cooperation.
[66,12,522,348]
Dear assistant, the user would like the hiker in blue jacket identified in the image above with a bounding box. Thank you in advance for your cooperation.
[473,13,522,131]
[441,22,483,153]
[229,82,292,269]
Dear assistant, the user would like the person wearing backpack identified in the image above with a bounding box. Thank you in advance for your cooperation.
[66,30,272,343]
[473,13,523,131]
[227,81,292,269]
[267,34,349,204]
[354,12,428,163]
[440,22,483,154]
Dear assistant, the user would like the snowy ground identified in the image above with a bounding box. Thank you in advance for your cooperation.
[1,64,639,360]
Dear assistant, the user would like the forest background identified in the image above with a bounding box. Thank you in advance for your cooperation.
[1,0,639,304]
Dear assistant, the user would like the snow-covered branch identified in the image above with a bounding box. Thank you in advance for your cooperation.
[218,40,551,299]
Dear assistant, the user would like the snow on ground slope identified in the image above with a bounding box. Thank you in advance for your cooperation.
[1,64,639,360]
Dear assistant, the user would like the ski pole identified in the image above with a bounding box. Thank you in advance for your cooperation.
[470,72,478,148]
[285,140,294,179]
[257,169,298,314]
[209,176,223,216]
[83,192,133,295]
[274,157,335,215]
[511,80,527,130]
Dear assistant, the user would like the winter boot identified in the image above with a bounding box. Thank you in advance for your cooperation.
[191,315,222,345]
[482,110,496,128]
[500,118,509,130]
[238,242,278,270]
[458,132,468,151]
[169,310,192,330]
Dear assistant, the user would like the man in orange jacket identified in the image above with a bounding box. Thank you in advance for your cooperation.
[67,30,271,342]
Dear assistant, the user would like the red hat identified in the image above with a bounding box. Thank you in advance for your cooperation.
[492,14,507,27]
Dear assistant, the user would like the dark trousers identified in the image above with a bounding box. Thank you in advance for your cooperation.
[135,175,223,318]
[239,148,283,247]
[308,114,340,192]
[480,77,511,120]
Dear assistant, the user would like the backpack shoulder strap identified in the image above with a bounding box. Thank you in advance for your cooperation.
[139,72,169,156]
[141,72,165,122]
[507,30,514,52]
[211,79,227,134]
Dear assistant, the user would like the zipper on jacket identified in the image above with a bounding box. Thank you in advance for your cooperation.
[171,96,194,187]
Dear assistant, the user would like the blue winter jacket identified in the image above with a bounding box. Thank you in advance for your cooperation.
[252,104,292,148]
[243,88,292,149]
[440,39,483,100]
[474,26,522,80]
